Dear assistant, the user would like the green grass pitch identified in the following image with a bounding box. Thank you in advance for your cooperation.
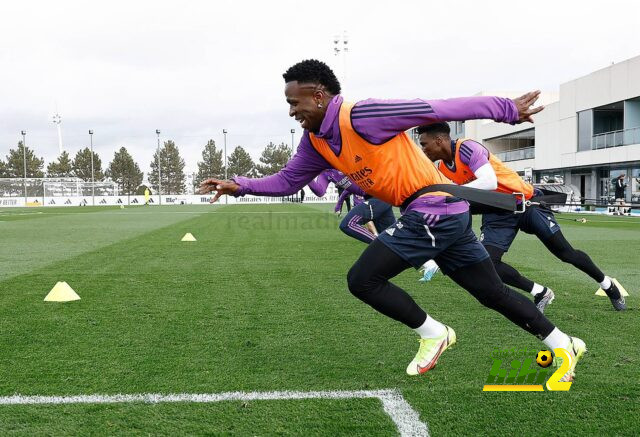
[0,204,638,435]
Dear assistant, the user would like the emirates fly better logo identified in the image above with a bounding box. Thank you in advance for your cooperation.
[483,347,574,392]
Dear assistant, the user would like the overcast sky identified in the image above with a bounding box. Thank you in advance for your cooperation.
[1,0,639,177]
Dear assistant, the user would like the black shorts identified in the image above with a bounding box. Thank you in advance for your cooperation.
[377,210,489,275]
[480,205,560,252]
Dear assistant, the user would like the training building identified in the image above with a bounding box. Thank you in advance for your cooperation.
[444,54,640,205]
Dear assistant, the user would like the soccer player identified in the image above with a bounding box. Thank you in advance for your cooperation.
[307,169,396,243]
[199,59,585,380]
[417,122,626,311]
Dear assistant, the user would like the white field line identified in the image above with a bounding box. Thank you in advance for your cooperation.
[0,389,428,437]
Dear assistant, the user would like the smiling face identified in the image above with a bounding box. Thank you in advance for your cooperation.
[285,81,329,133]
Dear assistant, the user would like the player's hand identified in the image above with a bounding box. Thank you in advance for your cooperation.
[335,210,342,217]
[198,178,240,203]
[512,90,544,124]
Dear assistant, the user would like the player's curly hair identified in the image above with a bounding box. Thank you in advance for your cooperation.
[416,122,450,136]
[283,59,341,95]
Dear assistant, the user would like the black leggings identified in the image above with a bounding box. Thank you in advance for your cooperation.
[541,231,604,283]
[485,245,536,293]
[347,239,555,338]
[485,230,605,291]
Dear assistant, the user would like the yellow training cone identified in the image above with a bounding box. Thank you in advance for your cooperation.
[181,233,197,242]
[44,282,81,302]
[595,278,629,297]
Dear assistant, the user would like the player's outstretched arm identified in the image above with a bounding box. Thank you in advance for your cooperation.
[198,178,240,203]
[511,90,545,124]
[308,172,330,197]
[213,132,330,199]
[351,92,544,144]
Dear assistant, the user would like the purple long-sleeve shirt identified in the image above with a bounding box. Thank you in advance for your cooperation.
[233,95,519,212]
[308,169,367,197]
[307,169,367,212]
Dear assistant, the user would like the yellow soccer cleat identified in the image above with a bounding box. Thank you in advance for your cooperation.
[406,326,456,376]
[559,337,587,382]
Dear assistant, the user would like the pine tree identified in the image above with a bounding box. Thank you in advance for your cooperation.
[46,151,74,177]
[2,142,45,196]
[4,141,45,178]
[255,142,292,176]
[195,139,224,186]
[72,148,104,181]
[149,140,186,194]
[0,159,7,178]
[227,146,256,178]
[106,147,144,195]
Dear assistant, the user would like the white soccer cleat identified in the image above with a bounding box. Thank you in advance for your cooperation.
[534,287,555,313]
[406,326,456,375]
[418,260,440,282]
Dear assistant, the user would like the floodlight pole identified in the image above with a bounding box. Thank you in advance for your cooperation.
[89,130,95,206]
[223,129,228,204]
[52,113,63,154]
[21,130,27,203]
[290,129,295,156]
[333,31,349,91]
[156,129,162,205]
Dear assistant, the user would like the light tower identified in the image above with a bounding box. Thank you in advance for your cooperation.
[89,130,95,205]
[52,113,63,153]
[290,129,295,156]
[21,130,27,203]
[223,129,228,204]
[156,129,162,205]
[332,31,349,91]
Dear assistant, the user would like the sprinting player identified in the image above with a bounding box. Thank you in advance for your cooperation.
[308,169,396,243]
[308,169,439,276]
[418,122,626,311]
[199,59,585,380]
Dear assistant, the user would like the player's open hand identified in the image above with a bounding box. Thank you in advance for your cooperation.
[198,178,240,203]
[512,90,544,124]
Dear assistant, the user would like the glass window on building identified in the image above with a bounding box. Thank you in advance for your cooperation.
[538,172,564,184]
[630,168,640,203]
[577,110,592,151]
[609,168,628,202]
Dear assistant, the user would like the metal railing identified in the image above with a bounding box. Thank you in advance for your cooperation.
[591,126,640,149]
[495,146,535,162]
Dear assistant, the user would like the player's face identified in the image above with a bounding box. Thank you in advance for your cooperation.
[419,133,443,161]
[285,81,327,133]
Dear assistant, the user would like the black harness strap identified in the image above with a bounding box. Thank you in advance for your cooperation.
[401,184,519,212]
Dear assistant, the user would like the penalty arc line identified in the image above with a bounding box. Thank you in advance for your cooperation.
[0,389,429,437]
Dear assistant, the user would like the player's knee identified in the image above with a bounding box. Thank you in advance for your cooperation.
[555,246,575,263]
[347,264,368,296]
[484,245,504,263]
[472,280,510,309]
[493,261,523,285]
[339,219,350,234]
